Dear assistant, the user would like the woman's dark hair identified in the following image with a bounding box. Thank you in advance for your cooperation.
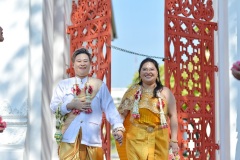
[137,57,164,97]
[71,48,91,62]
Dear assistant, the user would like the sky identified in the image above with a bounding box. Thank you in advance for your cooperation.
[111,0,165,88]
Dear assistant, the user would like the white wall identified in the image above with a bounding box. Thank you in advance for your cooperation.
[0,1,29,159]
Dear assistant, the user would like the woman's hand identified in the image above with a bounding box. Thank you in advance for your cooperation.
[170,141,179,154]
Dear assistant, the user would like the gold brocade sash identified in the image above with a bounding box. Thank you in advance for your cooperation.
[61,77,102,135]
[118,84,168,115]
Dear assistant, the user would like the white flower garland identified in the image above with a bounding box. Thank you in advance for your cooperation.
[131,86,168,128]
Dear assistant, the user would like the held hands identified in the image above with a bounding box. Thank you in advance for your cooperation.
[112,127,125,146]
[170,140,179,154]
[169,140,180,160]
[113,130,124,145]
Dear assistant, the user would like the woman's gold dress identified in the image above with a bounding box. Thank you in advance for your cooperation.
[116,85,169,160]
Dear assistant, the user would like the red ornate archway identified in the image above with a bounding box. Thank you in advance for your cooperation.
[164,0,219,159]
[65,0,219,159]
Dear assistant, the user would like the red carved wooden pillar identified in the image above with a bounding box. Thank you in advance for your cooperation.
[164,0,219,159]
[66,0,112,159]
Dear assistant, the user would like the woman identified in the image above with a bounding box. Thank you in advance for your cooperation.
[116,58,179,160]
[50,48,124,160]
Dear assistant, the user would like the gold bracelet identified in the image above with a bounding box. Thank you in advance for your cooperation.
[170,139,178,143]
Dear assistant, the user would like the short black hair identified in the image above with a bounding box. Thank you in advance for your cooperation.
[71,48,91,62]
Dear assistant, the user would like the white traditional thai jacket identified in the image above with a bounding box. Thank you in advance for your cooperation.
[50,77,123,147]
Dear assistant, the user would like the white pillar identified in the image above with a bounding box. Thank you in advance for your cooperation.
[42,0,54,159]
[233,0,240,159]
[218,0,231,159]
[51,0,67,159]
[24,0,43,159]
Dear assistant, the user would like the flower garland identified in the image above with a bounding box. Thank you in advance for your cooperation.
[72,83,81,114]
[131,86,168,128]
[71,77,93,114]
[157,91,168,129]
[84,83,93,113]
[54,103,67,145]
[132,87,141,118]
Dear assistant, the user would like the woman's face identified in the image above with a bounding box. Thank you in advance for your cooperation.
[73,53,91,78]
[0,27,4,42]
[140,62,158,85]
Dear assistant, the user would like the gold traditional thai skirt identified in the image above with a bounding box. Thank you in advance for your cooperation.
[126,122,169,160]
[116,109,169,160]
[58,128,104,160]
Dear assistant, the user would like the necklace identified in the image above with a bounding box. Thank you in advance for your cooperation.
[132,85,168,128]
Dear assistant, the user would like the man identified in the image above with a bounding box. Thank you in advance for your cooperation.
[50,48,124,160]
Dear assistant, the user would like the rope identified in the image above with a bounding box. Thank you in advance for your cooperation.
[107,44,169,61]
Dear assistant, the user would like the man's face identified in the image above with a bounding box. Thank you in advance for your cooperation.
[73,53,91,78]
[0,27,4,42]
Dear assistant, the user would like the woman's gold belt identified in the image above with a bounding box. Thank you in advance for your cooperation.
[131,122,164,133]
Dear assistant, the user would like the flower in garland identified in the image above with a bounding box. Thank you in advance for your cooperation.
[132,87,142,119]
[157,98,165,109]
[72,84,81,96]
[71,82,93,114]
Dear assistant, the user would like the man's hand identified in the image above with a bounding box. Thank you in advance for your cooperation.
[72,99,91,112]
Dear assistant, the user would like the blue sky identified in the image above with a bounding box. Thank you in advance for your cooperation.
[111,0,165,88]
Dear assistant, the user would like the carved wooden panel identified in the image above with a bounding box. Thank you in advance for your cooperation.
[164,0,219,159]
[66,0,112,159]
